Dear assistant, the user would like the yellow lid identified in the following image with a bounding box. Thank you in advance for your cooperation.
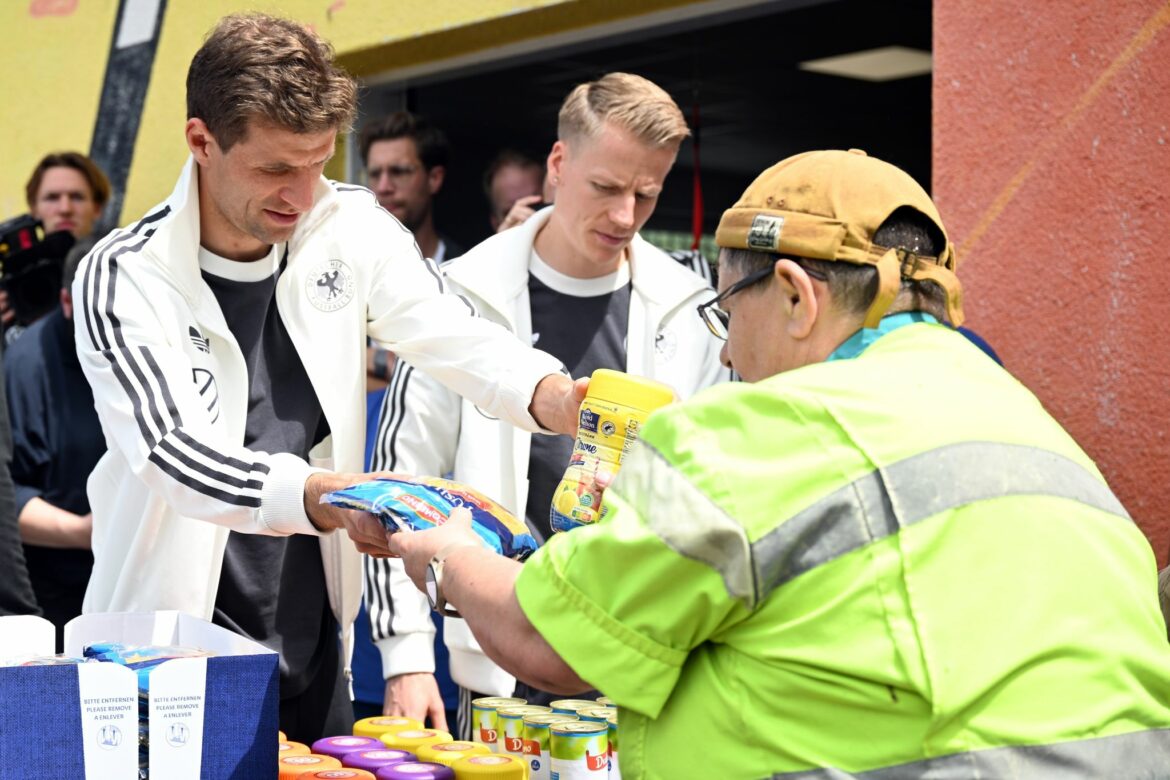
[279,741,311,756]
[451,753,527,777]
[279,730,288,742]
[380,728,454,751]
[278,754,342,778]
[585,369,675,412]
[417,740,490,767]
[353,715,423,740]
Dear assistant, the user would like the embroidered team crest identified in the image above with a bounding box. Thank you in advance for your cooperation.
[747,214,784,251]
[307,259,356,312]
[655,328,678,361]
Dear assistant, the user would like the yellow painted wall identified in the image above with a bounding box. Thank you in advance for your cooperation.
[1,0,709,225]
[0,0,119,219]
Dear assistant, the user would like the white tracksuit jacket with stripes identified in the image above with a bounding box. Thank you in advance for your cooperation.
[366,208,729,696]
[72,158,562,672]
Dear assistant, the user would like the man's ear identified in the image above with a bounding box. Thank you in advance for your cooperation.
[774,259,820,340]
[427,164,446,196]
[186,118,216,164]
[546,140,567,186]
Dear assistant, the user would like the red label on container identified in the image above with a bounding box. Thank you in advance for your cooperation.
[504,736,523,752]
[587,750,609,771]
[479,728,498,743]
[521,739,540,755]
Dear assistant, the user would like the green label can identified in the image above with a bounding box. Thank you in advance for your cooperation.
[550,721,608,779]
[521,713,578,780]
[497,705,552,756]
[471,696,525,751]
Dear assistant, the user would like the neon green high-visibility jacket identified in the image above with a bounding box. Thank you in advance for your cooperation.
[516,322,1170,779]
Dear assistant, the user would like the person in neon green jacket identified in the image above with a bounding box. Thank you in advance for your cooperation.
[389,149,1170,778]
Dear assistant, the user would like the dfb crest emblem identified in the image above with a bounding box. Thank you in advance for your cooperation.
[307,259,356,312]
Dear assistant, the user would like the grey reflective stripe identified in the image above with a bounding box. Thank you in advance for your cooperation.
[768,727,1170,779]
[754,441,1130,602]
[619,443,755,603]
[628,439,1129,608]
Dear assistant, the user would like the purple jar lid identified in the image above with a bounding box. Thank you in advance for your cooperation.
[342,749,415,772]
[312,736,385,760]
[375,762,456,780]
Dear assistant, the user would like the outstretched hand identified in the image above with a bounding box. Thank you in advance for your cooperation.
[303,472,395,556]
[530,374,589,437]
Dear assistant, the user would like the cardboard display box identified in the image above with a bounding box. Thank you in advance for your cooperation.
[0,611,278,779]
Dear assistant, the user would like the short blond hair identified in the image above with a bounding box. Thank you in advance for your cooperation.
[558,72,689,148]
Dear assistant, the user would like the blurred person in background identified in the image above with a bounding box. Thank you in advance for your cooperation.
[1,154,110,343]
[0,361,39,618]
[485,149,546,233]
[4,238,102,645]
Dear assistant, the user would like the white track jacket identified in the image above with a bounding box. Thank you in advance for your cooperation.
[366,208,728,695]
[73,159,563,676]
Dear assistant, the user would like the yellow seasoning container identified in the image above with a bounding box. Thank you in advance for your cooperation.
[417,740,491,767]
[606,710,620,780]
[520,713,578,780]
[549,721,608,779]
[381,728,454,752]
[548,700,601,717]
[278,754,343,778]
[280,741,312,757]
[303,770,376,780]
[496,705,552,756]
[451,753,527,779]
[354,716,424,741]
[470,696,526,752]
[550,369,674,533]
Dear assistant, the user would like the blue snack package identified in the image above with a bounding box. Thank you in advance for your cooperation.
[322,476,539,561]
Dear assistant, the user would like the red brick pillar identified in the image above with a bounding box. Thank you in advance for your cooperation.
[934,2,1170,564]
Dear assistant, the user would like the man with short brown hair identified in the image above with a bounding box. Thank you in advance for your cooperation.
[73,12,583,741]
[25,152,110,240]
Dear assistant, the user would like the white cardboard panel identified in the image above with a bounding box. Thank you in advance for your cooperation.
[77,662,139,779]
[0,615,56,658]
[148,657,208,780]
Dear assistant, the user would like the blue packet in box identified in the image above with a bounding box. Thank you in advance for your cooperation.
[322,476,539,561]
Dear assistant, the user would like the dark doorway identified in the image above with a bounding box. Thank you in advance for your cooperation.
[358,0,932,254]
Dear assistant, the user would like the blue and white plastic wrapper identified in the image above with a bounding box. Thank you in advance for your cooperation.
[322,477,539,561]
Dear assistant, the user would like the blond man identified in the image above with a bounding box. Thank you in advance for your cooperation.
[368,72,726,733]
[72,13,583,742]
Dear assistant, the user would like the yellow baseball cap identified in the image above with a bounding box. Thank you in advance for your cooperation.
[715,149,963,327]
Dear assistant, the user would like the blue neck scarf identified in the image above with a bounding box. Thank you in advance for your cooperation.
[826,312,938,362]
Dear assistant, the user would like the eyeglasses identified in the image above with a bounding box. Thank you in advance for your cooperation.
[696,256,826,340]
[367,164,420,186]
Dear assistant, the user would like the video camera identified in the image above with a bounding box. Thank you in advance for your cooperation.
[0,214,74,327]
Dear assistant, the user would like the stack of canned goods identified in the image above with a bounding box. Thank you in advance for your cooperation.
[470,695,620,779]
